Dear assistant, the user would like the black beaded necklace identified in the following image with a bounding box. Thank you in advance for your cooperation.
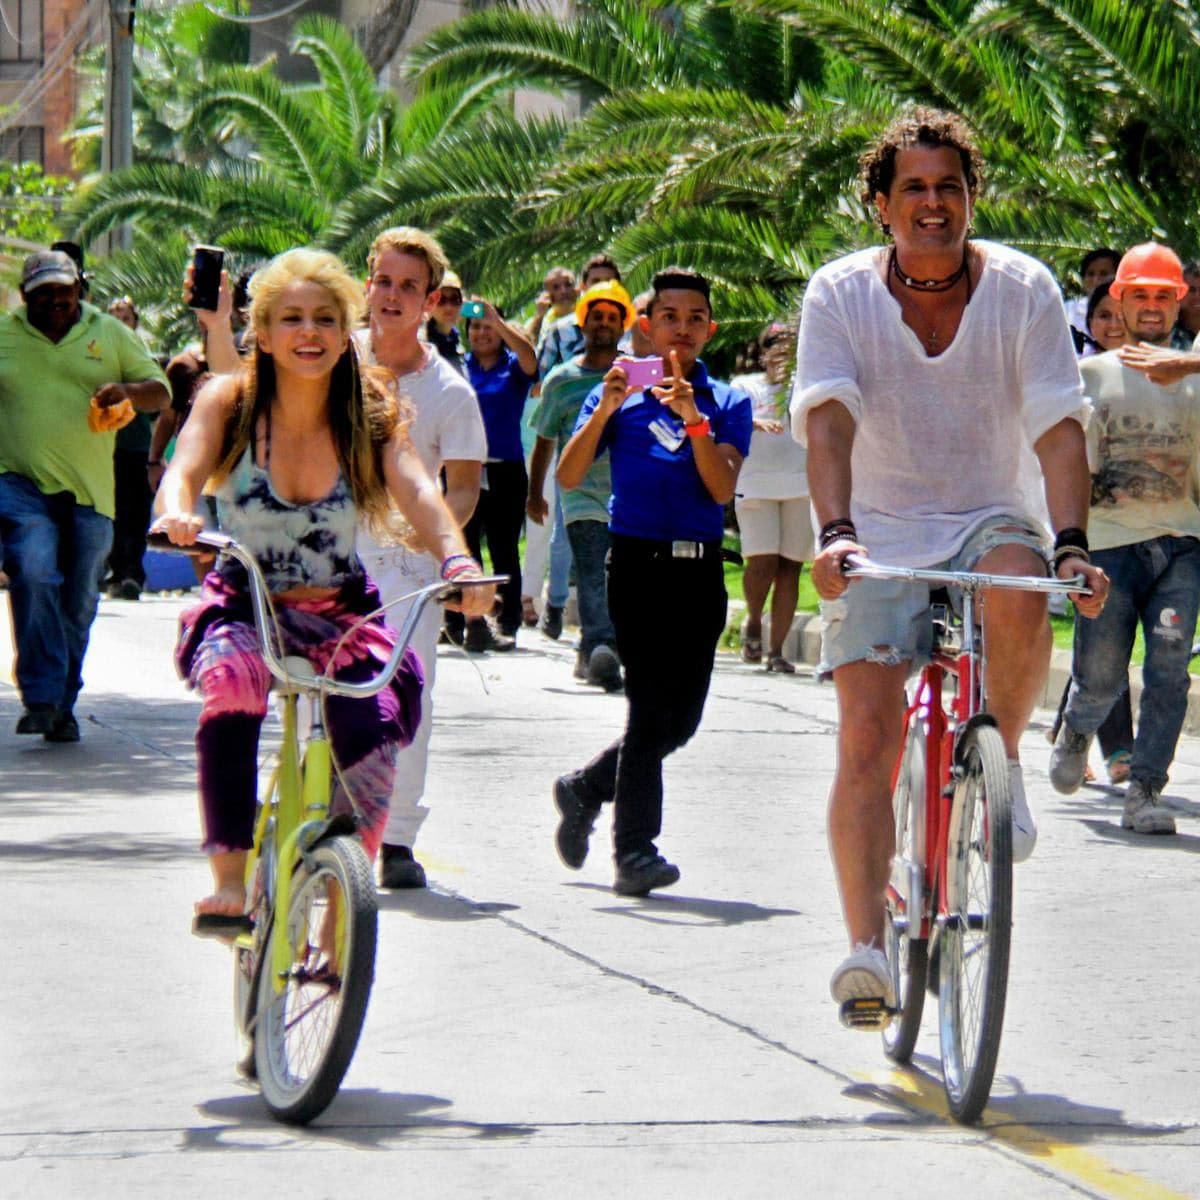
[889,245,971,293]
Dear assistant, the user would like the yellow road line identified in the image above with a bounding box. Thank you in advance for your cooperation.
[863,1068,1192,1200]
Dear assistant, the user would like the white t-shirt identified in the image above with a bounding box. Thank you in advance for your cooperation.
[731,372,808,501]
[1082,351,1200,550]
[355,337,487,563]
[791,240,1088,567]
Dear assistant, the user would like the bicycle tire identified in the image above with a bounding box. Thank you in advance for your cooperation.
[254,835,377,1124]
[938,723,1012,1123]
[882,716,928,1063]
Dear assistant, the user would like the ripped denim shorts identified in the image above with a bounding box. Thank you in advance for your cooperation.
[817,513,1047,680]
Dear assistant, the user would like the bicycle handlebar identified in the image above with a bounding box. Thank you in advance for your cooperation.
[843,553,1092,597]
[148,529,506,698]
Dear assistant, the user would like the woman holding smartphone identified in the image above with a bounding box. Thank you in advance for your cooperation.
[153,248,494,924]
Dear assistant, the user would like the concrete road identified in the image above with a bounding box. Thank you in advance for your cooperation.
[1,594,1197,1199]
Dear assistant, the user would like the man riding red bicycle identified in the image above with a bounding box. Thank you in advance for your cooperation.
[793,107,1109,1025]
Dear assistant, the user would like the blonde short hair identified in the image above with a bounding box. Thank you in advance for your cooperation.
[366,227,448,294]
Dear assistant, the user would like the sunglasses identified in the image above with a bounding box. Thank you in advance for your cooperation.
[439,290,463,305]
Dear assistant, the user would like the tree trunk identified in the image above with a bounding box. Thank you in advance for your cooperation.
[356,0,421,75]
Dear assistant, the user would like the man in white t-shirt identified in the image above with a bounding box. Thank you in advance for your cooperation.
[793,107,1108,1027]
[355,228,487,889]
[1049,243,1200,837]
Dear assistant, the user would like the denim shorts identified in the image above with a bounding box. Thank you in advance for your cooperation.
[818,513,1048,678]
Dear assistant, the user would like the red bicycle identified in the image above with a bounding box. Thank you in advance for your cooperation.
[843,554,1088,1123]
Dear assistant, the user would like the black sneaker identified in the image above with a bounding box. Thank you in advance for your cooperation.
[16,704,58,735]
[539,605,564,641]
[44,710,80,743]
[465,620,516,654]
[554,774,600,869]
[586,644,623,692]
[117,578,142,601]
[613,851,680,897]
[379,844,427,889]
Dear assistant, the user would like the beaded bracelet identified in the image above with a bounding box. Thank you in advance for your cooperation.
[441,553,478,581]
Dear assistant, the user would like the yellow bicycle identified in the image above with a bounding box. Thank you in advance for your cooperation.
[159,529,498,1124]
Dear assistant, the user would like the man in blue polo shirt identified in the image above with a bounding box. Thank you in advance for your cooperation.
[552,267,752,895]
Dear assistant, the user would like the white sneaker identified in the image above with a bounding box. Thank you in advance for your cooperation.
[1008,760,1037,863]
[830,944,895,1009]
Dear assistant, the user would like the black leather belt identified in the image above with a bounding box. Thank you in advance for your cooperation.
[611,534,725,561]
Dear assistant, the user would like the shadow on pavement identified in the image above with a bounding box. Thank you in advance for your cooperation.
[192,1089,535,1144]
[565,882,802,927]
[377,888,520,921]
[1075,818,1200,854]
[849,1054,1189,1144]
[0,830,195,864]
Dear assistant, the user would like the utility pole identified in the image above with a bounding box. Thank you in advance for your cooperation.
[102,0,135,252]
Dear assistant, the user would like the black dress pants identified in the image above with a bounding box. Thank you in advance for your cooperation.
[573,533,727,860]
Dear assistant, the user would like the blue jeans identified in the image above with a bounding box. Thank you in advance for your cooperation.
[547,491,571,609]
[0,472,113,711]
[1063,536,1200,790]
[565,519,615,657]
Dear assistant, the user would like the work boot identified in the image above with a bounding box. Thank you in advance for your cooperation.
[1049,723,1090,794]
[1121,780,1176,835]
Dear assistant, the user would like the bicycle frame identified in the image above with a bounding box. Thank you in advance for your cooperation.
[850,554,1089,947]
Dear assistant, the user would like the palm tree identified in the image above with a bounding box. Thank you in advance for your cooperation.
[68,14,542,347]
[404,0,1200,341]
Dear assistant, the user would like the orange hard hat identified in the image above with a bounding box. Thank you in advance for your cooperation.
[1109,242,1188,300]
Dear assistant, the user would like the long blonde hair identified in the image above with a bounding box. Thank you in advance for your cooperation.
[210,248,411,536]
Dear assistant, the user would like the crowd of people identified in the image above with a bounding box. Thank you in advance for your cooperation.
[3,101,1198,1027]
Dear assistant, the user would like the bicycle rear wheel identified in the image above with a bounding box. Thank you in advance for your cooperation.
[938,723,1012,1123]
[255,835,377,1124]
[882,715,928,1062]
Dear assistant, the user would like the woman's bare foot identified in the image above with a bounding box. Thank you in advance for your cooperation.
[195,885,247,916]
[195,849,248,915]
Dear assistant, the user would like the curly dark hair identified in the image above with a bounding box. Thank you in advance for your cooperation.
[859,107,985,234]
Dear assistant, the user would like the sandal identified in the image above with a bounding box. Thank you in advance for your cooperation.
[521,596,539,628]
[741,636,763,664]
[765,654,796,674]
[1106,749,1132,785]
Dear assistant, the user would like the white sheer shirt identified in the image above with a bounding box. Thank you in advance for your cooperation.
[791,240,1088,567]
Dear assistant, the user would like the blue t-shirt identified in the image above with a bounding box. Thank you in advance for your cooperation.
[466,346,535,462]
[574,360,752,542]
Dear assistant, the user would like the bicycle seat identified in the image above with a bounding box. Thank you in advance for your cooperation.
[272,655,323,695]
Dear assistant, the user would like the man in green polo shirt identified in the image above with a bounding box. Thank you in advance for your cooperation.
[0,249,169,742]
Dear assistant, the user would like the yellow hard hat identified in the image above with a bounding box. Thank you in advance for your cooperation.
[575,279,635,331]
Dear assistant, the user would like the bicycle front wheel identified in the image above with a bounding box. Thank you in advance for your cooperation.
[882,714,928,1063]
[255,835,377,1124]
[938,723,1012,1123]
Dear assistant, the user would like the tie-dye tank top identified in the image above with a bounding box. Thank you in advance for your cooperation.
[214,443,362,592]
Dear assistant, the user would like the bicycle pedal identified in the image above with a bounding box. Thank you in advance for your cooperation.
[838,998,896,1031]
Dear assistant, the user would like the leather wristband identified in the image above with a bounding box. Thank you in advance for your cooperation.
[684,416,710,438]
[1053,526,1089,555]
[819,519,857,550]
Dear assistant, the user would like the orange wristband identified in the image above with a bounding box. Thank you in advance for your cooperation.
[683,417,710,438]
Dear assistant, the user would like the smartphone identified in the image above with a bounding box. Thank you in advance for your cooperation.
[189,245,225,312]
[619,356,664,389]
[461,299,486,319]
